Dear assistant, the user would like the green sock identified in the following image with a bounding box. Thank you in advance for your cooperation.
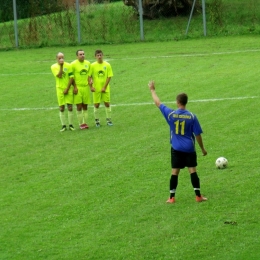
[77,110,83,125]
[94,107,99,120]
[83,110,88,124]
[68,111,73,125]
[59,111,66,125]
[105,107,111,120]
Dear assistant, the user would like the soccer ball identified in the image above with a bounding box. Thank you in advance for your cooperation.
[215,157,228,169]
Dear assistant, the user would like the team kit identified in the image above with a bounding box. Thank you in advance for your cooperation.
[52,50,209,204]
[51,49,113,131]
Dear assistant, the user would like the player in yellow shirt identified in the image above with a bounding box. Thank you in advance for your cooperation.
[51,52,75,132]
[71,50,92,129]
[89,50,114,127]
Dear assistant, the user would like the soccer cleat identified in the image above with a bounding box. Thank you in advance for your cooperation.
[166,197,175,203]
[196,195,208,202]
[80,123,89,129]
[60,125,67,132]
[69,125,75,131]
[107,120,113,126]
[95,121,100,128]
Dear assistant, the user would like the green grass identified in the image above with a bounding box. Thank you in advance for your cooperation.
[1,35,260,259]
[1,0,260,49]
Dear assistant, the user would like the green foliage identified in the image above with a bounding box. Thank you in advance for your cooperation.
[1,0,260,48]
[0,2,138,49]
[208,0,224,28]
[0,36,260,259]
[0,0,63,22]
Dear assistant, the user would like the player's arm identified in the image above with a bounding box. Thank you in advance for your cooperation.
[68,64,78,94]
[71,78,78,94]
[195,135,207,156]
[56,61,64,78]
[70,64,78,94]
[101,77,111,92]
[63,76,73,94]
[88,76,95,92]
[148,80,161,107]
[102,63,113,91]
[88,65,95,92]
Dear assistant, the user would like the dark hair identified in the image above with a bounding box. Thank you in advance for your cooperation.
[176,93,188,105]
[76,49,84,55]
[95,49,103,56]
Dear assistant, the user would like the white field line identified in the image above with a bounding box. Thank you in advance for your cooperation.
[108,49,260,60]
[1,49,260,76]
[0,96,258,111]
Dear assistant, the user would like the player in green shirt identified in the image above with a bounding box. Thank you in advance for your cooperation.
[89,50,114,127]
[51,52,75,132]
[71,50,92,129]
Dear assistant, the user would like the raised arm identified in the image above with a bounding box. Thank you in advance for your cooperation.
[148,80,161,107]
[57,63,63,78]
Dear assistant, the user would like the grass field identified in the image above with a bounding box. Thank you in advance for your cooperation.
[1,35,260,259]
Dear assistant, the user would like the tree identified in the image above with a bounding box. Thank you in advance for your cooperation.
[123,0,201,19]
[0,0,63,22]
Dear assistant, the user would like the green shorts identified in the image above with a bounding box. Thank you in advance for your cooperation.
[56,88,74,106]
[93,91,110,104]
[74,86,91,105]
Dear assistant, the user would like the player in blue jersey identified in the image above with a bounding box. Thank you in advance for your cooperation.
[148,80,207,203]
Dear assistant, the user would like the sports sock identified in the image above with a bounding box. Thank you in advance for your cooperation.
[190,172,201,197]
[59,111,66,125]
[77,110,83,125]
[170,174,178,198]
[105,106,111,121]
[94,107,99,120]
[83,110,88,124]
[68,110,73,125]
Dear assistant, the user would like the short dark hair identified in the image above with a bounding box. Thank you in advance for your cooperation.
[176,93,188,105]
[76,49,84,55]
[95,49,103,56]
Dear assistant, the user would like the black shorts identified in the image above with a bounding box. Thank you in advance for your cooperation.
[171,147,197,169]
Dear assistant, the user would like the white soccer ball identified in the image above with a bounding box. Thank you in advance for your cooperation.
[215,157,228,169]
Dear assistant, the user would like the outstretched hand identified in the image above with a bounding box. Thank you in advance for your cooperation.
[148,80,161,107]
[148,80,155,91]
